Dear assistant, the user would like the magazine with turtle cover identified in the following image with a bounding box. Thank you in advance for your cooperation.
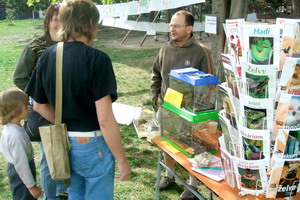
[273,93,300,132]
[242,24,280,69]
[238,124,270,167]
[277,57,300,95]
[240,61,276,99]
[219,83,239,130]
[266,157,300,198]
[239,94,274,130]
[273,129,300,159]
[232,158,268,195]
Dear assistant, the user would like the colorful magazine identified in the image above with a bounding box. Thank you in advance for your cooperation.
[273,129,300,159]
[240,61,276,99]
[219,110,239,157]
[243,24,280,68]
[266,157,300,198]
[220,147,236,187]
[232,158,268,195]
[278,57,300,95]
[276,18,299,42]
[219,83,239,129]
[274,93,300,131]
[238,125,270,167]
[239,94,274,130]
[221,53,241,97]
[224,19,245,72]
[280,19,300,70]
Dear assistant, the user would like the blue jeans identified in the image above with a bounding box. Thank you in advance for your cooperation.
[68,135,115,200]
[39,142,68,200]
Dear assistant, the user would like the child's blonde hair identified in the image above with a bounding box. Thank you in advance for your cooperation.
[0,89,28,125]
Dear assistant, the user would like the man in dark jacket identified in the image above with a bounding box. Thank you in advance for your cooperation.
[150,10,214,200]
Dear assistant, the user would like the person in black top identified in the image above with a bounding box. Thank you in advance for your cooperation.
[25,0,131,199]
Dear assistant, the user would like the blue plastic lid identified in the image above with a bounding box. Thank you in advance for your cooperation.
[169,67,219,86]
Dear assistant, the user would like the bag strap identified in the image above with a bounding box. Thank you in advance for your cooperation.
[55,42,64,125]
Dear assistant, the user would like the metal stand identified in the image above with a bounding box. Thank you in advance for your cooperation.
[154,150,208,200]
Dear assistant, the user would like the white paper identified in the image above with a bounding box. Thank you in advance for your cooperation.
[112,102,140,125]
[205,16,217,34]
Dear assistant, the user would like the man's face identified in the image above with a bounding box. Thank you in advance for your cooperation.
[49,13,61,42]
[169,14,192,45]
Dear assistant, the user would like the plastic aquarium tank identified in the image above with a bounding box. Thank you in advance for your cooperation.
[169,67,219,113]
[162,101,219,157]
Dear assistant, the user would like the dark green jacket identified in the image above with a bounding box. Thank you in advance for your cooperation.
[150,35,214,106]
[13,35,56,91]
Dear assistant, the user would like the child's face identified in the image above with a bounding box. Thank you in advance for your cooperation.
[18,105,29,120]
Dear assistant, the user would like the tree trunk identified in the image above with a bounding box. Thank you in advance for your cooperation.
[211,0,249,81]
[210,0,229,79]
[292,0,300,18]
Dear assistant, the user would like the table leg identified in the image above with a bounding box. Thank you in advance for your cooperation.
[155,151,162,200]
[159,162,206,200]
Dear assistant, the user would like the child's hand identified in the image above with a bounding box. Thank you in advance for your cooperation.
[28,186,44,199]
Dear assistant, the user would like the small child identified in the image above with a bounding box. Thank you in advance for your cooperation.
[0,89,43,200]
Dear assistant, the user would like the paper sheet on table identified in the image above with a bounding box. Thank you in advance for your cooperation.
[112,102,141,125]
[188,156,225,182]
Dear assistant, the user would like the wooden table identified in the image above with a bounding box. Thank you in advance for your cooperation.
[152,137,300,200]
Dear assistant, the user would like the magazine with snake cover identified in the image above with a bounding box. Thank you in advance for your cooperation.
[242,24,280,69]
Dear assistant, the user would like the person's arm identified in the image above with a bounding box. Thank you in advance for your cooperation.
[33,102,55,123]
[150,53,163,106]
[13,45,37,91]
[9,132,36,189]
[95,95,131,181]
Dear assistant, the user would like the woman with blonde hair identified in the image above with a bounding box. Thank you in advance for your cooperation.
[25,0,131,199]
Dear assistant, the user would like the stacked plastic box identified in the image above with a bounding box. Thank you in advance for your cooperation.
[162,67,220,157]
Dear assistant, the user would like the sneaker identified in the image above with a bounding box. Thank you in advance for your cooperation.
[159,176,175,190]
[180,185,197,200]
[57,192,69,200]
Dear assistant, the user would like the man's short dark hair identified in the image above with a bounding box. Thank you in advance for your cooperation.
[174,10,194,26]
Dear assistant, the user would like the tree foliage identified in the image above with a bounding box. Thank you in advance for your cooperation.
[5,2,16,25]
[3,0,33,12]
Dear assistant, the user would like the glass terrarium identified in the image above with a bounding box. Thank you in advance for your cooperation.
[162,101,219,157]
[169,67,219,113]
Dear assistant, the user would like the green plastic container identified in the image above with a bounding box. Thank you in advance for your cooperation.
[162,102,219,158]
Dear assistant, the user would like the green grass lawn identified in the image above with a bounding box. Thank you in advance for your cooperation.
[0,19,215,200]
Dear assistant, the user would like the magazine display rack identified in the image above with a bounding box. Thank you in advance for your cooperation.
[219,18,300,198]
